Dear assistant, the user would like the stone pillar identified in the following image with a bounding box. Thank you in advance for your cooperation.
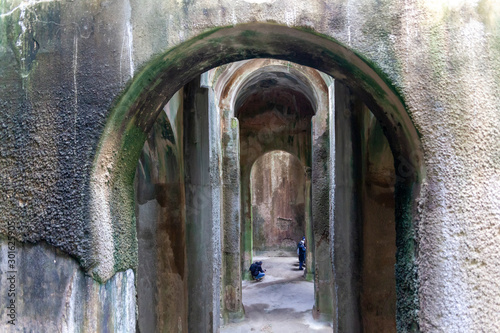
[207,76,223,332]
[358,104,397,332]
[304,168,314,280]
[333,82,362,332]
[221,113,244,322]
[311,82,334,322]
[184,75,222,333]
[241,167,253,280]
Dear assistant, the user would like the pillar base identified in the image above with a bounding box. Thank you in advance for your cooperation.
[223,309,245,324]
[313,306,334,324]
[305,270,314,281]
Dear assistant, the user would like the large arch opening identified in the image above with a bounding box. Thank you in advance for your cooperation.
[229,60,321,282]
[92,22,424,332]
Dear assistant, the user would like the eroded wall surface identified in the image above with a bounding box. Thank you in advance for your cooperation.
[0,0,499,331]
[0,237,135,332]
[0,0,138,278]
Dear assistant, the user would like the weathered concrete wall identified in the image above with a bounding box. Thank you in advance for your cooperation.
[0,0,137,280]
[0,237,135,332]
[135,91,188,333]
[0,0,499,331]
[251,151,306,253]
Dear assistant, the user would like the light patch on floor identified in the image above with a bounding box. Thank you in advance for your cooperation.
[221,256,332,333]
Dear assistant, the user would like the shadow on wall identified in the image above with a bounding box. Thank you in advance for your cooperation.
[135,91,188,333]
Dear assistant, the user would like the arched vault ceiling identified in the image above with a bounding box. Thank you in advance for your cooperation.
[235,70,317,113]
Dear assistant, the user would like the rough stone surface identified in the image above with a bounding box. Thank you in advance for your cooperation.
[0,0,136,278]
[0,237,135,332]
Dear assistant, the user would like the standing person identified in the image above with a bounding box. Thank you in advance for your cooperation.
[297,236,305,262]
[297,238,301,262]
[249,261,266,280]
[297,237,306,270]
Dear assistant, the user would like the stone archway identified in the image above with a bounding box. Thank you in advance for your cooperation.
[207,59,329,322]
[209,59,329,284]
[91,22,424,332]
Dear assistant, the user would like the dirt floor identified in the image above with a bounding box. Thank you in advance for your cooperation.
[221,256,333,333]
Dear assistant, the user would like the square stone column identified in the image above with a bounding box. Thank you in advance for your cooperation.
[183,75,222,333]
[311,80,335,322]
[333,82,362,332]
[221,113,244,322]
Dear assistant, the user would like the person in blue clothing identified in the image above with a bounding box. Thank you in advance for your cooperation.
[297,237,306,270]
[297,236,306,260]
[249,261,266,280]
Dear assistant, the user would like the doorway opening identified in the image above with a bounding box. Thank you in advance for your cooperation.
[250,151,306,257]
[233,149,328,332]
[93,23,423,333]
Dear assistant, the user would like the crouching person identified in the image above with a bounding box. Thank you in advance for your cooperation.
[249,261,266,281]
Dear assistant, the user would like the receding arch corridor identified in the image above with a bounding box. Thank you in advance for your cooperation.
[1,3,497,332]
[134,58,401,332]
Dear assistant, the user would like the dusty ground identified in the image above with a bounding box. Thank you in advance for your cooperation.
[221,256,333,333]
